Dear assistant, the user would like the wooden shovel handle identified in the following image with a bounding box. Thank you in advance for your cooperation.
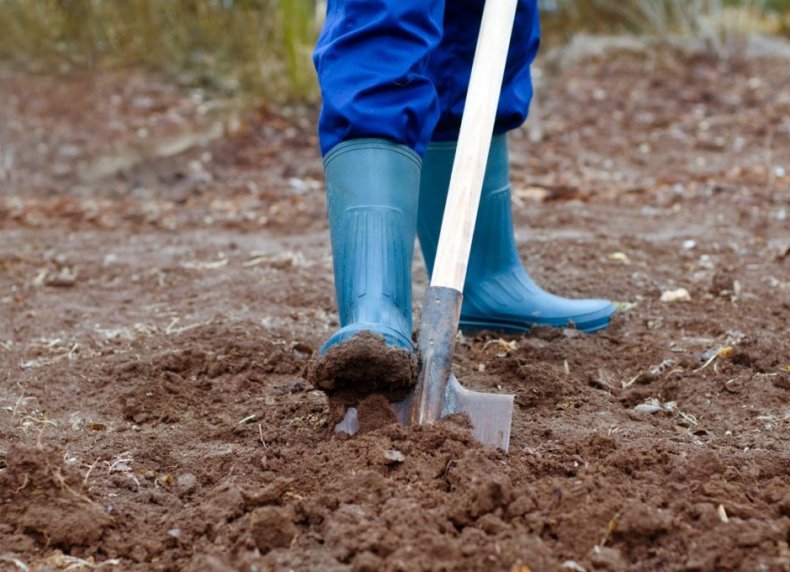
[430,0,518,292]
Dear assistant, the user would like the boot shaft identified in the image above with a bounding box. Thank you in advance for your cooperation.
[324,139,421,333]
[417,134,521,284]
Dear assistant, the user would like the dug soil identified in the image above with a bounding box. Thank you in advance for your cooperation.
[1,40,789,571]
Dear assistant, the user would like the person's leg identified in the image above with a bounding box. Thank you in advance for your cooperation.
[418,0,615,333]
[314,0,444,157]
[313,0,444,360]
[419,135,615,333]
[427,0,540,143]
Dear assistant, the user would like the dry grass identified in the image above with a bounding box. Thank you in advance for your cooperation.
[0,0,319,101]
[0,0,786,101]
[543,0,789,51]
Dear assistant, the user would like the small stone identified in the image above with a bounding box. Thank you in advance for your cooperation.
[516,186,550,202]
[608,252,630,264]
[660,288,691,303]
[649,359,675,376]
[698,254,715,270]
[634,399,662,414]
[45,268,77,288]
[589,545,626,571]
[176,473,197,495]
[382,449,405,464]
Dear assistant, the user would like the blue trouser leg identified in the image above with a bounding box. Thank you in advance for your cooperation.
[313,0,445,156]
[314,0,540,156]
[427,0,541,141]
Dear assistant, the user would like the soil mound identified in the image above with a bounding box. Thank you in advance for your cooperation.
[248,418,560,572]
[0,446,112,551]
[108,323,304,425]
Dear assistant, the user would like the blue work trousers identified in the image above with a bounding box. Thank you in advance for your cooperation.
[314,0,541,157]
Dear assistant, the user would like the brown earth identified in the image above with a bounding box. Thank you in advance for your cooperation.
[1,38,789,571]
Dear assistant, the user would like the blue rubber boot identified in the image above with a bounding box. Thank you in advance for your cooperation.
[418,135,615,334]
[320,139,420,355]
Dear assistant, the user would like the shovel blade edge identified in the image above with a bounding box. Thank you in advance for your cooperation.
[391,374,514,452]
[443,374,514,452]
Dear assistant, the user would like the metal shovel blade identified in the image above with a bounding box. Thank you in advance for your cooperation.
[407,286,514,451]
[334,375,514,452]
[335,286,514,452]
[333,287,514,451]
[392,373,513,451]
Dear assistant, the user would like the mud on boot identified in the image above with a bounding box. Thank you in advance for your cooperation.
[307,331,416,392]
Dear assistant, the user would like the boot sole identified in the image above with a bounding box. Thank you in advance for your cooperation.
[459,313,613,335]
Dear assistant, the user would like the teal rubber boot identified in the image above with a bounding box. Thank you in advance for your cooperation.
[417,135,615,334]
[320,139,420,355]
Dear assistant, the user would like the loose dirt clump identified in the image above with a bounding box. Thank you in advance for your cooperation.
[0,446,112,552]
[248,506,298,553]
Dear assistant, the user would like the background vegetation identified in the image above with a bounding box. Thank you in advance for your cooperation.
[0,0,787,102]
[0,0,320,100]
[542,0,789,48]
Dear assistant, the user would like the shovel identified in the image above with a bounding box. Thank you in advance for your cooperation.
[336,0,518,451]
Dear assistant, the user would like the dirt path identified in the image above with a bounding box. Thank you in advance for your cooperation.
[1,42,789,571]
